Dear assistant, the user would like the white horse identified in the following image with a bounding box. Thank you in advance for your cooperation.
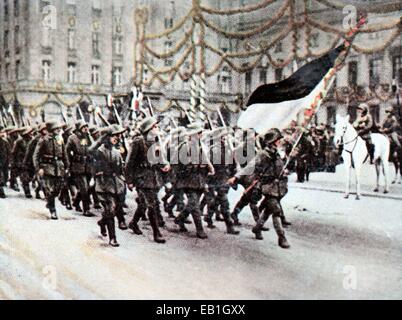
[334,114,390,199]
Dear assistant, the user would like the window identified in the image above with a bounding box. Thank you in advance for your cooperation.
[4,30,9,50]
[4,1,9,21]
[164,40,173,66]
[113,67,122,86]
[274,42,282,53]
[310,33,319,48]
[245,71,252,93]
[348,61,358,86]
[392,56,402,84]
[14,0,19,17]
[5,63,10,80]
[92,33,100,58]
[114,36,123,55]
[369,58,381,87]
[67,62,76,83]
[14,26,19,52]
[275,68,283,82]
[220,67,232,94]
[42,60,51,81]
[164,18,173,29]
[259,69,267,84]
[16,60,20,80]
[68,29,75,50]
[91,65,100,85]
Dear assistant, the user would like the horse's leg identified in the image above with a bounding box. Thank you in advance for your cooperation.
[344,154,351,199]
[391,151,398,184]
[383,159,390,194]
[374,162,380,192]
[355,162,362,200]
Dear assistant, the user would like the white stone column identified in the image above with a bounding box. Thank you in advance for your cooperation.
[357,54,369,87]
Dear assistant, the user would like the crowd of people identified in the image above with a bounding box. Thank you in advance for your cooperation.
[0,100,401,250]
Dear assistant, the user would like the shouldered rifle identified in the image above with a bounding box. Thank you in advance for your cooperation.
[112,104,129,159]
[8,104,17,127]
[76,105,95,145]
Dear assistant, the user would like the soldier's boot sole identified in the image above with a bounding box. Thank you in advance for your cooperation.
[153,236,166,244]
[128,222,143,235]
[97,221,107,237]
[196,232,208,239]
[252,226,263,240]
[109,239,120,247]
[278,235,290,249]
[118,221,128,230]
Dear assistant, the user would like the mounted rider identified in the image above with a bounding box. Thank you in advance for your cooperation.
[353,103,374,163]
[380,106,401,151]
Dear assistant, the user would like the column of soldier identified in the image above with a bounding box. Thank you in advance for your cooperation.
[0,101,302,250]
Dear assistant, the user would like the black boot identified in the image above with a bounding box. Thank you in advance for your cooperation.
[252,224,264,240]
[23,186,33,199]
[35,188,41,199]
[193,214,208,239]
[204,216,216,229]
[231,208,242,226]
[128,221,143,235]
[149,212,166,244]
[224,216,240,235]
[50,211,58,220]
[174,217,188,232]
[97,219,107,237]
[278,234,290,249]
[106,219,119,247]
[0,187,6,199]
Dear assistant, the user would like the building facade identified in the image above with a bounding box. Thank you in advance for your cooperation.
[0,0,401,126]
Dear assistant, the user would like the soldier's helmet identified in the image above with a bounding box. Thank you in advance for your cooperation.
[357,103,369,113]
[46,121,64,132]
[76,120,89,131]
[105,124,127,136]
[38,122,48,133]
[64,125,75,135]
[8,127,24,135]
[139,117,158,134]
[385,106,394,114]
[21,127,34,136]
[263,128,283,145]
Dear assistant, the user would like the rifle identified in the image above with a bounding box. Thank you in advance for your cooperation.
[112,104,129,159]
[7,104,17,127]
[76,105,94,144]
[95,106,111,127]
[146,97,169,166]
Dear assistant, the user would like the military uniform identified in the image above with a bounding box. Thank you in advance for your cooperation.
[66,121,95,216]
[174,124,213,239]
[90,125,127,247]
[205,129,239,234]
[381,107,401,150]
[33,122,69,220]
[0,127,10,198]
[125,117,166,244]
[8,128,23,191]
[12,127,34,198]
[354,103,374,161]
[23,123,48,199]
[234,129,290,249]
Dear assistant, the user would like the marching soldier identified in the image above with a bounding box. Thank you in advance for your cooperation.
[23,123,49,199]
[228,128,291,249]
[0,126,10,199]
[125,117,170,244]
[174,123,214,239]
[12,126,35,198]
[66,121,95,217]
[205,128,239,234]
[353,103,374,163]
[33,121,69,220]
[90,125,127,247]
[8,127,24,191]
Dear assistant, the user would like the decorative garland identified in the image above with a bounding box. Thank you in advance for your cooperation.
[313,0,402,14]
[136,0,402,104]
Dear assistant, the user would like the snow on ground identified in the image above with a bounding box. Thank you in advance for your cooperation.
[0,164,401,300]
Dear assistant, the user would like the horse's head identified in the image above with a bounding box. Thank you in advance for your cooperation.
[334,114,350,148]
